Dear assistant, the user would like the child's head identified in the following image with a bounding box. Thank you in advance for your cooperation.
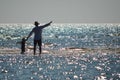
[22,37,26,41]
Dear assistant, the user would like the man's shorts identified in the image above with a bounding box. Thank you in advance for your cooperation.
[34,39,42,46]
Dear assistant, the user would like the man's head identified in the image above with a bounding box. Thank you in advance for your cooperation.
[34,21,39,26]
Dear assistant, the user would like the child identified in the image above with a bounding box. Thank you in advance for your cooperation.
[21,37,26,54]
[17,37,26,54]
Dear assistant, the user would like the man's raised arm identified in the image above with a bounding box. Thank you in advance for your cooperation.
[42,21,52,28]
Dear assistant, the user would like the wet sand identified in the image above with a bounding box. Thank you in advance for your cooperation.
[0,47,120,55]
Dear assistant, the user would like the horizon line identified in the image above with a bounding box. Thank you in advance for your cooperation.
[0,22,120,24]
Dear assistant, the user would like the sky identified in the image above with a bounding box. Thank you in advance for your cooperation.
[0,0,120,23]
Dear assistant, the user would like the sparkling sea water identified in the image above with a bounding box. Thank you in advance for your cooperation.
[0,24,120,49]
[0,24,120,80]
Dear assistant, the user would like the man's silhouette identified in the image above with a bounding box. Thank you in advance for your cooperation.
[26,21,52,55]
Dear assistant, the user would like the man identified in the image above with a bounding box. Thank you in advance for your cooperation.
[26,21,52,55]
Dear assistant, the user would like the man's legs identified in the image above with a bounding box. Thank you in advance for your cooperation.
[38,39,42,55]
[34,40,37,55]
[39,46,42,55]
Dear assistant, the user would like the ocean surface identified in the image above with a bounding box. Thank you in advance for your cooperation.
[0,24,120,49]
[0,24,120,80]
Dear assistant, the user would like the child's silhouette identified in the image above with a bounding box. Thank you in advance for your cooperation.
[17,37,26,54]
[21,37,26,54]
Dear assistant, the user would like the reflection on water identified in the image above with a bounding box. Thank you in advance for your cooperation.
[0,24,120,80]
[0,53,120,80]
[0,24,120,49]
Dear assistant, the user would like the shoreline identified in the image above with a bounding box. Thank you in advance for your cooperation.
[0,47,120,55]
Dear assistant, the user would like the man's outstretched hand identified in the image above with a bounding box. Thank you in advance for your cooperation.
[49,21,52,24]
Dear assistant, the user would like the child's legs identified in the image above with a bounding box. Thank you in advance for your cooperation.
[21,43,25,54]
